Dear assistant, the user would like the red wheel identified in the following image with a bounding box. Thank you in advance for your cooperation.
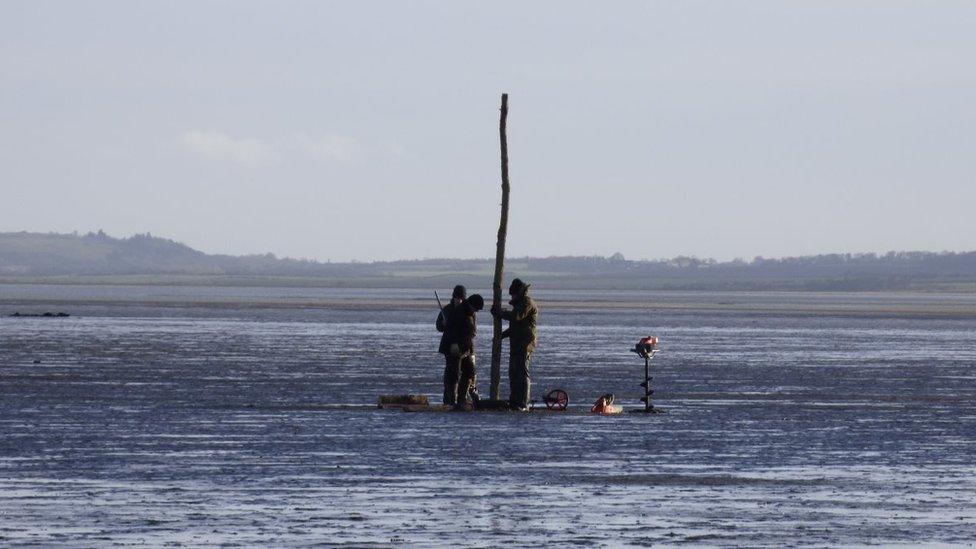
[545,389,569,411]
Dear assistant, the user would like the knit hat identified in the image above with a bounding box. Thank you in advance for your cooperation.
[508,278,530,295]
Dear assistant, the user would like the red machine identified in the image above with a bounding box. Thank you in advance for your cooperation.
[634,336,659,358]
[542,389,569,411]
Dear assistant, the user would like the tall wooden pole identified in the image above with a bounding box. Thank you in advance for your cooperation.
[490,93,510,400]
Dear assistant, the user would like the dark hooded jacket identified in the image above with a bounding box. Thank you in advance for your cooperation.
[453,301,479,355]
[436,302,461,355]
[500,293,538,353]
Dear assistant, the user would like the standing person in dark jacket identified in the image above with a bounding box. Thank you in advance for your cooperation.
[436,285,467,405]
[491,278,539,411]
[453,294,484,409]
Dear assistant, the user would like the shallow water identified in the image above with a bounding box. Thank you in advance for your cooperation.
[1,287,975,546]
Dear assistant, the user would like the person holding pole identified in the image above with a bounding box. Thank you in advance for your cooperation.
[491,278,538,411]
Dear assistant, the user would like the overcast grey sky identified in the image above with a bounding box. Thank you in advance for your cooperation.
[2,1,974,262]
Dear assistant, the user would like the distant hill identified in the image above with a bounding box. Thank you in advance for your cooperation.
[0,231,359,277]
[2,231,975,291]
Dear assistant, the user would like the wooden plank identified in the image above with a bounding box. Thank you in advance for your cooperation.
[377,394,429,408]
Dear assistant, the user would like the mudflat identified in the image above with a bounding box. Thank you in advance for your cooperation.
[1,284,974,546]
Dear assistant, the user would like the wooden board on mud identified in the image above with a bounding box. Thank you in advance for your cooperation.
[376,394,658,415]
[377,394,429,409]
[241,402,650,415]
[397,405,625,415]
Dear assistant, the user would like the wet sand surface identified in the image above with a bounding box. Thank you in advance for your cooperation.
[1,286,975,546]
[3,284,976,317]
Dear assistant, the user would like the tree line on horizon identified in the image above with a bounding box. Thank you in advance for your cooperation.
[1,231,975,290]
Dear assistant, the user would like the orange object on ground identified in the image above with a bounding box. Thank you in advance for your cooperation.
[590,394,623,414]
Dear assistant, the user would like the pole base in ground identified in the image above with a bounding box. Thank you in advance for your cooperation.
[473,398,513,411]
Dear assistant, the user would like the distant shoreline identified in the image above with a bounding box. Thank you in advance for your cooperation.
[2,281,975,320]
[1,274,974,294]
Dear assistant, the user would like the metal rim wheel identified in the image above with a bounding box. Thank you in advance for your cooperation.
[545,389,569,411]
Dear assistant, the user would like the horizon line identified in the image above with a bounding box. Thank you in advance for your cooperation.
[2,229,974,266]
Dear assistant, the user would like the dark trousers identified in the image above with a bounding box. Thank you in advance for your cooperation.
[457,354,477,405]
[443,352,476,405]
[508,348,532,409]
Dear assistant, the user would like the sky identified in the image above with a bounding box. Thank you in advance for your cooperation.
[1,1,974,262]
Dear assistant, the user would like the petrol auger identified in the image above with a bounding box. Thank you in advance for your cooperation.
[631,336,663,413]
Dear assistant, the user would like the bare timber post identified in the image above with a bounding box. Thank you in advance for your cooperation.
[490,93,510,400]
